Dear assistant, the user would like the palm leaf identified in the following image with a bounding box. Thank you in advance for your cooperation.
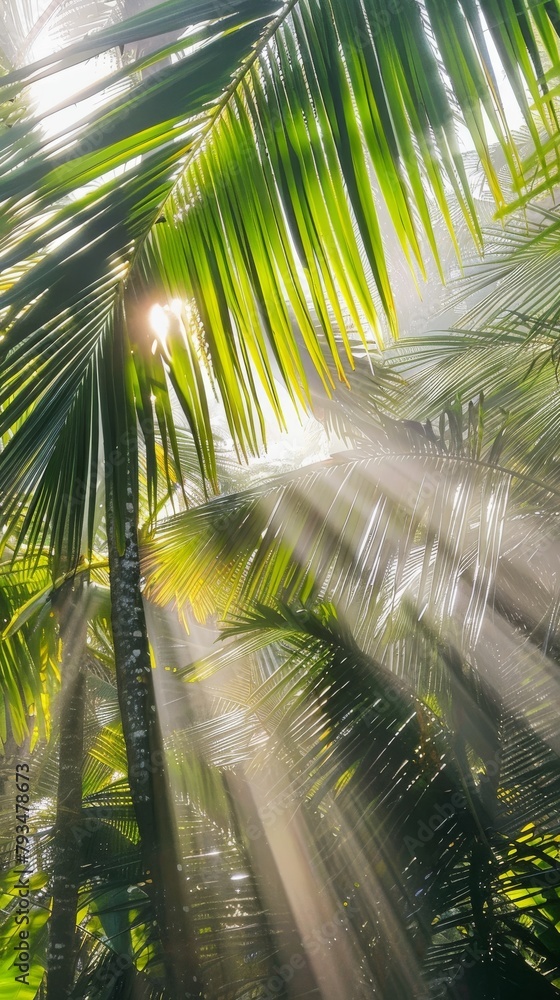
[3,0,560,569]
[196,600,560,996]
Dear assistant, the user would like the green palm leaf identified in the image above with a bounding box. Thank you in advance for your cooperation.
[3,0,560,570]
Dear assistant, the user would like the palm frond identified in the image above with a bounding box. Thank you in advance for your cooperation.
[391,206,560,490]
[196,601,560,996]
[143,417,558,644]
[3,0,560,568]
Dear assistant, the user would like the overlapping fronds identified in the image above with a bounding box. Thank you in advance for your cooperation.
[0,0,280,570]
[392,206,560,492]
[145,0,560,353]
[3,1,560,570]
[143,412,559,651]
[184,602,560,996]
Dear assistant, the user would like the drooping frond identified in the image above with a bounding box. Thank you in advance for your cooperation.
[3,1,560,568]
[0,0,280,569]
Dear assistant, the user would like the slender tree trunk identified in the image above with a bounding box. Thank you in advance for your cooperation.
[106,476,203,998]
[46,579,87,1000]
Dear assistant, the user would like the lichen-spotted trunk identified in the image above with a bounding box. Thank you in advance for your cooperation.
[106,479,202,999]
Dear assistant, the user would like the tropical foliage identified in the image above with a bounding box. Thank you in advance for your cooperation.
[3,0,560,998]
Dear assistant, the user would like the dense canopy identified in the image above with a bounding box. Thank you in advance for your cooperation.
[3,1,560,998]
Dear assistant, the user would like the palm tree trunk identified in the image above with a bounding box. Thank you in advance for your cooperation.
[106,474,202,998]
[46,579,87,1000]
